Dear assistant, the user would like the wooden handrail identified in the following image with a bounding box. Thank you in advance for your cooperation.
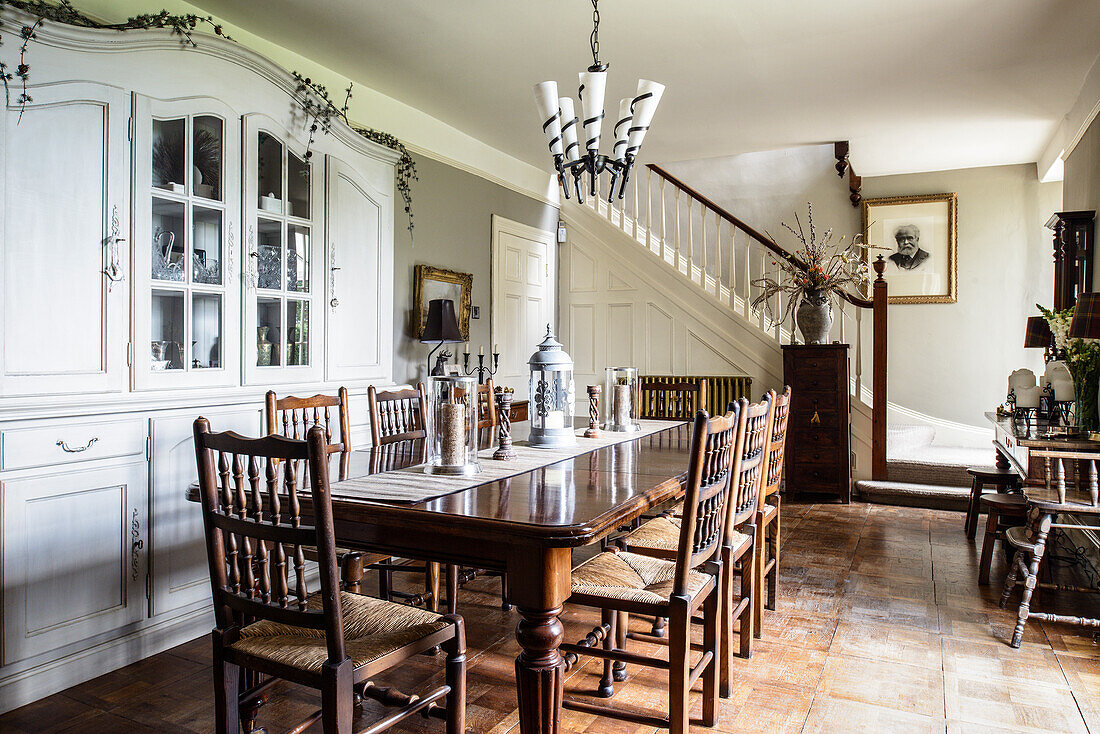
[646,163,873,309]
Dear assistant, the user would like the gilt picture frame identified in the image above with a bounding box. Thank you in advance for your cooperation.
[413,265,473,340]
[862,193,957,304]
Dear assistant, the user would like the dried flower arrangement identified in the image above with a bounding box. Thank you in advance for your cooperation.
[750,203,879,326]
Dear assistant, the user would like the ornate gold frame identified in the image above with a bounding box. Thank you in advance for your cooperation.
[862,192,957,304]
[413,265,473,341]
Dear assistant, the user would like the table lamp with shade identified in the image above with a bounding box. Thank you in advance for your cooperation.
[1024,316,1053,362]
[420,298,463,377]
[1068,293,1100,431]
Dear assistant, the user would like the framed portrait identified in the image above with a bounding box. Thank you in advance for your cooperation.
[862,193,957,304]
[442,364,461,377]
[413,265,473,340]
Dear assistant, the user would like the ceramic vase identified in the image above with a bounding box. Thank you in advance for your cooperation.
[796,289,833,344]
[257,326,273,366]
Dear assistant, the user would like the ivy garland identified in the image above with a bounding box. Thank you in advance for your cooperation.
[292,73,418,235]
[0,0,229,114]
[0,0,417,233]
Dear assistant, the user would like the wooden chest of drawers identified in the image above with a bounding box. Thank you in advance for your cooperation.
[782,344,851,502]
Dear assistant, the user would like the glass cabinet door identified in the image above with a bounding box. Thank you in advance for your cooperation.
[243,115,323,384]
[133,97,241,388]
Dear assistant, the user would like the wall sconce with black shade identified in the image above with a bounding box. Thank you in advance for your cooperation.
[420,298,462,377]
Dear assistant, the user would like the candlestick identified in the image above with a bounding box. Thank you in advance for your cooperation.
[461,343,501,384]
[493,390,517,460]
[584,385,602,438]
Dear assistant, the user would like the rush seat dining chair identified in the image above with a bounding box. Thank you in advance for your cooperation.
[194,419,466,734]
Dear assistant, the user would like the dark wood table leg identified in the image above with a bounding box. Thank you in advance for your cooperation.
[995,448,1011,470]
[509,546,571,734]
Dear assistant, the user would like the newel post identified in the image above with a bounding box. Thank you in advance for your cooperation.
[872,256,888,481]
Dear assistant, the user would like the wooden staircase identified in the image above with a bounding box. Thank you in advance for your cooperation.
[565,162,890,479]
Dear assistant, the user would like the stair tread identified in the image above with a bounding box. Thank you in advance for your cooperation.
[853,479,970,511]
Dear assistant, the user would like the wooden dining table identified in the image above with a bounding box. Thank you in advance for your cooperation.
[192,419,693,734]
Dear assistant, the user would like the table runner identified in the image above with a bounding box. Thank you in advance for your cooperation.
[333,419,685,504]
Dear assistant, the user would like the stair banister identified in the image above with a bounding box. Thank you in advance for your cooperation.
[645,162,888,480]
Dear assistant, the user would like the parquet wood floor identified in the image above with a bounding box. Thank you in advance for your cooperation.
[2,500,1098,733]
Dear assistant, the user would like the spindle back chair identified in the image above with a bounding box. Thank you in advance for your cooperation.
[194,419,466,733]
[266,388,351,454]
[368,383,429,446]
[753,386,789,633]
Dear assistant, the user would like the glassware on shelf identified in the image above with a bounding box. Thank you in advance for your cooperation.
[528,326,576,448]
[603,366,640,432]
[151,290,185,370]
[192,293,222,369]
[193,116,223,200]
[286,224,310,292]
[192,207,222,285]
[425,375,481,476]
[151,197,186,282]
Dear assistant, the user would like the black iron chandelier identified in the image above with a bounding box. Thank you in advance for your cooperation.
[534,0,664,203]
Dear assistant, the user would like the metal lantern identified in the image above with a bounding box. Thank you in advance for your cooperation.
[603,366,640,432]
[425,375,481,476]
[528,325,576,448]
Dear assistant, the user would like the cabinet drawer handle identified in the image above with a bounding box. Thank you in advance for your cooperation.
[57,437,99,453]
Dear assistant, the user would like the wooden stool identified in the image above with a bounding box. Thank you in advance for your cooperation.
[977,493,1026,585]
[965,466,1021,540]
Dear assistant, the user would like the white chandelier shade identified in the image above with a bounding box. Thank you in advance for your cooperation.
[531,0,663,202]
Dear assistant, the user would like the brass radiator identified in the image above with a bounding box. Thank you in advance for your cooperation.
[639,375,752,417]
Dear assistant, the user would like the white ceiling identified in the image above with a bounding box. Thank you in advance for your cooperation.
[193,0,1100,177]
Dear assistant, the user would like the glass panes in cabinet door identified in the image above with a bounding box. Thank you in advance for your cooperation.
[288,151,310,218]
[193,116,223,201]
[192,293,222,369]
[287,224,310,292]
[152,289,185,370]
[286,300,309,366]
[151,198,186,282]
[152,118,186,193]
[258,132,283,215]
[257,296,282,367]
[256,218,282,290]
[192,207,222,285]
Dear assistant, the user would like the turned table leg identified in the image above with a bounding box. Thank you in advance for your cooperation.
[509,546,571,734]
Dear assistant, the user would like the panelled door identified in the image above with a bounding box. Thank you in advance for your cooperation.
[149,408,259,617]
[324,154,393,383]
[1,460,147,664]
[0,81,129,396]
[491,215,556,396]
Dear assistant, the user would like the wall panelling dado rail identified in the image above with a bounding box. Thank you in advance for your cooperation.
[0,9,396,711]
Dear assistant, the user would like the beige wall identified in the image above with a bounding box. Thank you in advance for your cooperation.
[391,156,559,385]
[1064,114,1100,276]
[862,164,1060,427]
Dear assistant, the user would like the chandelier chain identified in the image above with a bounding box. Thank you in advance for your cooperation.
[590,0,600,68]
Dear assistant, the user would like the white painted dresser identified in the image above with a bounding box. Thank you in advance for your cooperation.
[0,9,396,711]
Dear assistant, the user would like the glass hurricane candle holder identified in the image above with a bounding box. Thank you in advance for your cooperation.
[603,366,640,432]
[425,375,480,476]
[528,326,576,448]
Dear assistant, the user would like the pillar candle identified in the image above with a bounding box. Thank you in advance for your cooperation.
[613,384,633,427]
[439,403,466,466]
[544,410,565,429]
[1015,386,1040,409]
